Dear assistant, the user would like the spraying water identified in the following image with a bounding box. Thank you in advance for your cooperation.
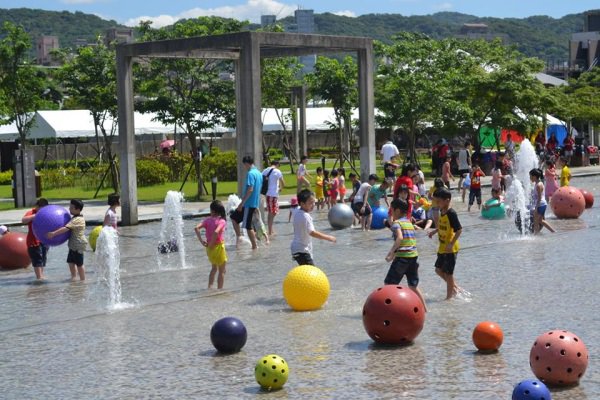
[158,191,186,269]
[505,139,539,234]
[94,226,131,310]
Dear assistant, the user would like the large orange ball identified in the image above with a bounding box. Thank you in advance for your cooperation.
[579,189,594,209]
[550,186,585,218]
[0,232,31,269]
[472,321,503,352]
[530,330,589,386]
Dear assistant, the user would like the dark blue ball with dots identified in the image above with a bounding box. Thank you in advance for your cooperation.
[210,317,247,353]
[512,379,551,400]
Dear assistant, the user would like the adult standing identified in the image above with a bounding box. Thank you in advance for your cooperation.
[380,139,400,163]
[296,155,311,193]
[563,133,575,166]
[21,198,49,281]
[436,139,450,177]
[262,160,285,236]
[236,155,266,250]
[456,141,471,190]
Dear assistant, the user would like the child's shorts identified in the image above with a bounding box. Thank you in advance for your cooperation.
[207,242,227,266]
[28,244,48,268]
[435,252,457,275]
[67,249,84,267]
[384,257,419,286]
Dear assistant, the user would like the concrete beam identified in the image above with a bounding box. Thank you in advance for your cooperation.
[235,33,263,195]
[141,50,240,60]
[116,49,138,225]
[357,45,376,182]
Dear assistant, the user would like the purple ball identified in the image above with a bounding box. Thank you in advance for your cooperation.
[210,317,247,353]
[32,205,71,246]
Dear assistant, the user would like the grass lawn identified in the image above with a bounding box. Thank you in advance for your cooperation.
[0,155,433,209]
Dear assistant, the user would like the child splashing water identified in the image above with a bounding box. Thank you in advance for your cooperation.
[529,168,555,235]
[195,200,228,289]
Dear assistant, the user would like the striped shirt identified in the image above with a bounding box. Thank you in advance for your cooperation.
[392,218,418,258]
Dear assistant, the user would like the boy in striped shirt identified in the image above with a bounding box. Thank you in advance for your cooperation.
[384,198,427,311]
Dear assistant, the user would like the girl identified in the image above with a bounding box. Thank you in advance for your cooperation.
[288,196,299,222]
[441,154,454,189]
[428,178,445,228]
[329,169,340,207]
[315,167,324,210]
[338,167,347,203]
[529,168,555,235]
[195,200,228,289]
[491,160,503,192]
[323,170,331,209]
[544,160,558,202]
[103,193,120,230]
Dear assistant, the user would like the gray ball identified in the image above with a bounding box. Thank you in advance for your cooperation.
[328,204,354,229]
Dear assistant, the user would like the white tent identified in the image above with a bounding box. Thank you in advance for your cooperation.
[0,121,19,141]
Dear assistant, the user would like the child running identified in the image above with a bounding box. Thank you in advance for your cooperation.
[290,189,336,265]
[468,163,485,212]
[195,200,228,289]
[544,160,559,201]
[384,198,427,311]
[48,199,88,281]
[428,188,463,300]
[529,168,555,234]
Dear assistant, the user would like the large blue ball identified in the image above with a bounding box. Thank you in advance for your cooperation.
[371,206,388,230]
[481,199,506,220]
[512,379,551,400]
[210,317,247,353]
[32,205,71,246]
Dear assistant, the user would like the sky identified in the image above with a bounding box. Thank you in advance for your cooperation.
[2,0,599,28]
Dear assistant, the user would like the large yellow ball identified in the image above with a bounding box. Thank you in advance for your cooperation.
[88,226,102,252]
[254,354,289,390]
[283,265,330,311]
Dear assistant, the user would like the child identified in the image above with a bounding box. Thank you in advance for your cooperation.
[329,169,340,207]
[482,188,505,211]
[195,200,228,289]
[468,163,485,212]
[427,178,445,228]
[351,174,375,231]
[103,193,120,230]
[21,198,49,281]
[544,160,558,201]
[384,198,427,311]
[348,173,361,203]
[560,157,572,187]
[491,161,503,192]
[412,197,433,230]
[290,189,336,265]
[338,167,347,203]
[441,154,454,189]
[529,168,555,234]
[428,188,463,300]
[383,156,399,180]
[461,171,471,203]
[315,167,325,210]
[288,197,299,222]
[323,170,331,209]
[296,155,311,193]
[48,199,88,281]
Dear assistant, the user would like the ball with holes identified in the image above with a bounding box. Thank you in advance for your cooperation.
[255,354,289,390]
[511,379,552,400]
[550,186,586,219]
[362,285,426,345]
[529,330,589,386]
[472,321,504,352]
[579,189,594,209]
[283,265,330,311]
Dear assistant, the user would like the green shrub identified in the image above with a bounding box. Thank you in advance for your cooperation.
[0,170,12,185]
[39,167,79,189]
[199,148,237,182]
[136,158,169,186]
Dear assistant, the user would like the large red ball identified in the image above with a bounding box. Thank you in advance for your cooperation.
[550,186,585,219]
[0,232,31,269]
[579,189,594,209]
[362,285,426,345]
[530,330,589,386]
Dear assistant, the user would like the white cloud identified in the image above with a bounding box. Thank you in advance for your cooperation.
[124,0,297,28]
[432,2,453,11]
[333,10,356,18]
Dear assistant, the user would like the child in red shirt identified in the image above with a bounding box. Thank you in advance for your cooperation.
[468,163,485,212]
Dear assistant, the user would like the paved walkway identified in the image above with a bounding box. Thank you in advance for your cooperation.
[2,164,599,227]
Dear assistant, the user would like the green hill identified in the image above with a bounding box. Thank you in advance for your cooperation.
[0,7,588,60]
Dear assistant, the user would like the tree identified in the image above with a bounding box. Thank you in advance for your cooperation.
[0,22,47,146]
[57,38,120,193]
[306,56,358,168]
[136,17,243,199]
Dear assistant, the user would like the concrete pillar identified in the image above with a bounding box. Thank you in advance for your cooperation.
[235,35,263,195]
[291,91,299,158]
[298,85,307,157]
[357,46,375,182]
[116,49,138,225]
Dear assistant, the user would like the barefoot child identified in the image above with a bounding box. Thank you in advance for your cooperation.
[315,167,325,210]
[103,193,120,230]
[288,197,299,222]
[195,200,228,289]
[290,189,336,265]
[48,199,87,281]
[385,199,427,311]
[428,188,462,300]
[530,168,556,234]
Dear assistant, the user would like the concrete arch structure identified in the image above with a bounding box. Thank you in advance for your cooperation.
[116,31,375,225]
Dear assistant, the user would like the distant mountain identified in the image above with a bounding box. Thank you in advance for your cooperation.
[0,8,586,60]
[0,8,125,50]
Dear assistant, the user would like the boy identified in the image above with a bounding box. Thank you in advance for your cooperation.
[21,198,49,281]
[48,199,88,281]
[385,199,427,311]
[315,167,325,210]
[428,188,463,300]
[351,174,376,231]
[296,155,311,193]
[468,163,485,212]
[290,189,336,265]
[560,157,572,187]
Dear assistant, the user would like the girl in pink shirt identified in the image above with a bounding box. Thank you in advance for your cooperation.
[328,169,340,207]
[195,200,228,289]
[491,161,503,191]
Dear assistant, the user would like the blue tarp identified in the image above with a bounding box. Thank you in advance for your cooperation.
[546,124,568,146]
